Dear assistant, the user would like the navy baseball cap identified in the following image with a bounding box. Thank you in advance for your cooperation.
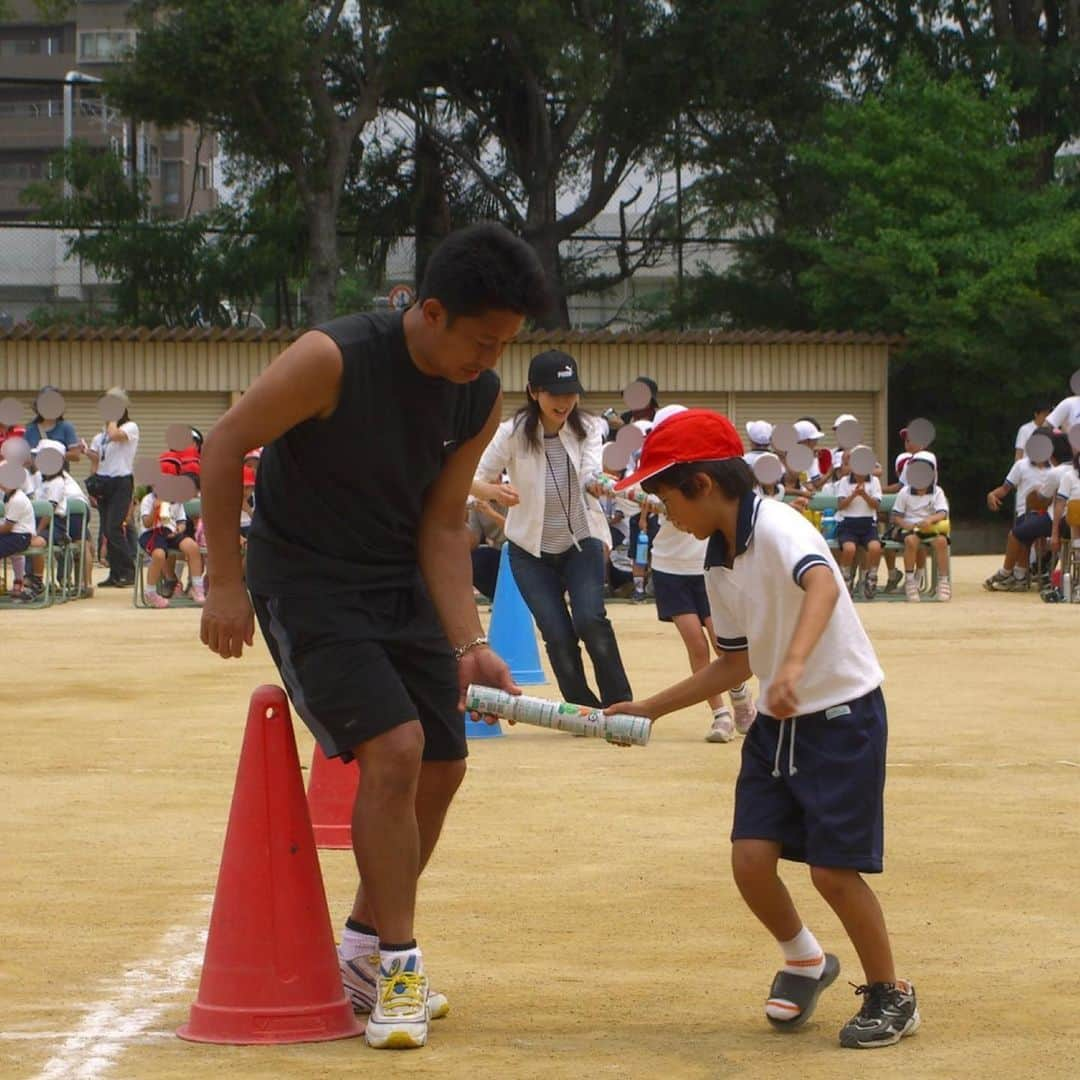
[528,350,585,394]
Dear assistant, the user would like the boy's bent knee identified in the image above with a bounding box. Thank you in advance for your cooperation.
[732,839,781,880]
[810,864,862,899]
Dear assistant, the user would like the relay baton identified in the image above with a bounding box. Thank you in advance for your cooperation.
[590,473,663,512]
[465,685,651,747]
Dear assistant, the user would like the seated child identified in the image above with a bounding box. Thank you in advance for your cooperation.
[834,450,883,599]
[984,433,1054,592]
[890,452,950,602]
[0,465,47,600]
[139,487,205,607]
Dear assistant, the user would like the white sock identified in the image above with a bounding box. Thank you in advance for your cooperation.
[1013,567,1027,580]
[939,574,949,585]
[765,926,826,1022]
[729,683,748,701]
[379,944,423,976]
[192,573,204,586]
[905,571,916,583]
[339,924,378,962]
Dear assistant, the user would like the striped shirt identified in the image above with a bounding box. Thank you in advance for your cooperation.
[541,435,590,554]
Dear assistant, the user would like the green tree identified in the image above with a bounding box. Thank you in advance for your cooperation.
[24,142,286,326]
[417,0,684,327]
[652,0,867,330]
[105,0,414,323]
[796,57,1080,514]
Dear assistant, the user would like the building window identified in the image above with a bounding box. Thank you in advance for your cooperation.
[161,128,182,143]
[0,161,43,181]
[195,164,209,190]
[148,145,160,178]
[0,34,59,56]
[78,30,135,62]
[161,160,181,205]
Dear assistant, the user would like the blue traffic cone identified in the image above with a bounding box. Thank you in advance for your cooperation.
[488,543,547,685]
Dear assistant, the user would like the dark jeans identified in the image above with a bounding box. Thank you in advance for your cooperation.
[97,474,135,580]
[508,538,632,708]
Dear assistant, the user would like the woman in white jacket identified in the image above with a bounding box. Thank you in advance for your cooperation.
[474,350,632,707]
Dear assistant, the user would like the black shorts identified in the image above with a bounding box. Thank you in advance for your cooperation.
[251,583,464,763]
[732,687,887,873]
[835,517,879,549]
[652,569,710,623]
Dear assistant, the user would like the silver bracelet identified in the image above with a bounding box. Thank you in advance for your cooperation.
[452,635,489,661]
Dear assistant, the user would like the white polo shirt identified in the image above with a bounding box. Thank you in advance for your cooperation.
[1003,458,1051,518]
[892,485,949,524]
[704,495,883,716]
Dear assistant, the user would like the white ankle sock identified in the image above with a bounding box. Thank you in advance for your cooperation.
[339,925,378,962]
[729,683,748,701]
[379,945,423,975]
[765,926,825,1022]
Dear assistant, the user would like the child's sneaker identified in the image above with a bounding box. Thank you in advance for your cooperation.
[862,574,878,600]
[904,578,920,603]
[729,686,757,734]
[935,579,951,602]
[706,707,735,743]
[983,568,1010,591]
[884,568,903,594]
[364,953,429,1049]
[340,949,448,1020]
[147,591,170,609]
[839,980,920,1049]
[191,579,206,605]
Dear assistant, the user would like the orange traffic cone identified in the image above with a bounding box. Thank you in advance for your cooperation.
[307,744,360,850]
[178,685,361,1045]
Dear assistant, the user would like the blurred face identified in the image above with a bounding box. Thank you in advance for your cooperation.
[532,388,579,430]
[417,300,524,383]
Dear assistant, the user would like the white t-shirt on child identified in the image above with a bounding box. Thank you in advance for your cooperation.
[1047,395,1080,433]
[893,485,949,525]
[651,518,706,576]
[4,489,36,535]
[835,475,882,519]
[41,476,67,518]
[1014,420,1037,451]
[139,492,187,531]
[1004,458,1050,518]
[1056,468,1080,504]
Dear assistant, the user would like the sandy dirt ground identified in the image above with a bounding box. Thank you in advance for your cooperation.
[1,555,1078,1080]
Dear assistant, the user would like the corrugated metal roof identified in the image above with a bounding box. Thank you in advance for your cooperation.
[0,325,904,345]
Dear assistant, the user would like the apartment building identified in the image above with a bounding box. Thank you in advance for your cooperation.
[0,0,218,221]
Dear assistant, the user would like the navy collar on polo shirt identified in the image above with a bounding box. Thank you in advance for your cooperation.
[705,492,761,569]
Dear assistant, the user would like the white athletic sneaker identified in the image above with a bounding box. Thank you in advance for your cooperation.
[364,953,429,1049]
[904,578,920,603]
[340,948,448,1020]
[729,686,757,734]
[706,708,735,743]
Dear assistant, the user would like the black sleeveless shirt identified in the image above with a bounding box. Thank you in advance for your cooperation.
[246,311,500,595]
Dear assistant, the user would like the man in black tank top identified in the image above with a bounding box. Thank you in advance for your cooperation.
[198,224,550,1050]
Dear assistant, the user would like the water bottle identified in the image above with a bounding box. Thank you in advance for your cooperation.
[821,508,837,541]
[1064,567,1073,602]
[635,529,650,568]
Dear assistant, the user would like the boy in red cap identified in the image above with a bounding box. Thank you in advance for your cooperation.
[610,409,918,1050]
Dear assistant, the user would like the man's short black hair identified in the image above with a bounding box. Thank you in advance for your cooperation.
[641,457,755,500]
[419,222,551,323]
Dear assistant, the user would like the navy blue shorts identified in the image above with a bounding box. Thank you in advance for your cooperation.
[0,533,31,557]
[1011,512,1052,545]
[652,569,710,622]
[139,529,185,554]
[732,686,887,873]
[835,517,879,549]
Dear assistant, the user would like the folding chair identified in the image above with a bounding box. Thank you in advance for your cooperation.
[62,497,91,600]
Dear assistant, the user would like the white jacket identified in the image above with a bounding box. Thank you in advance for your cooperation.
[476,414,610,557]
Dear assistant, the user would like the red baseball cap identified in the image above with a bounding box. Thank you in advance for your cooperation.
[614,409,744,490]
